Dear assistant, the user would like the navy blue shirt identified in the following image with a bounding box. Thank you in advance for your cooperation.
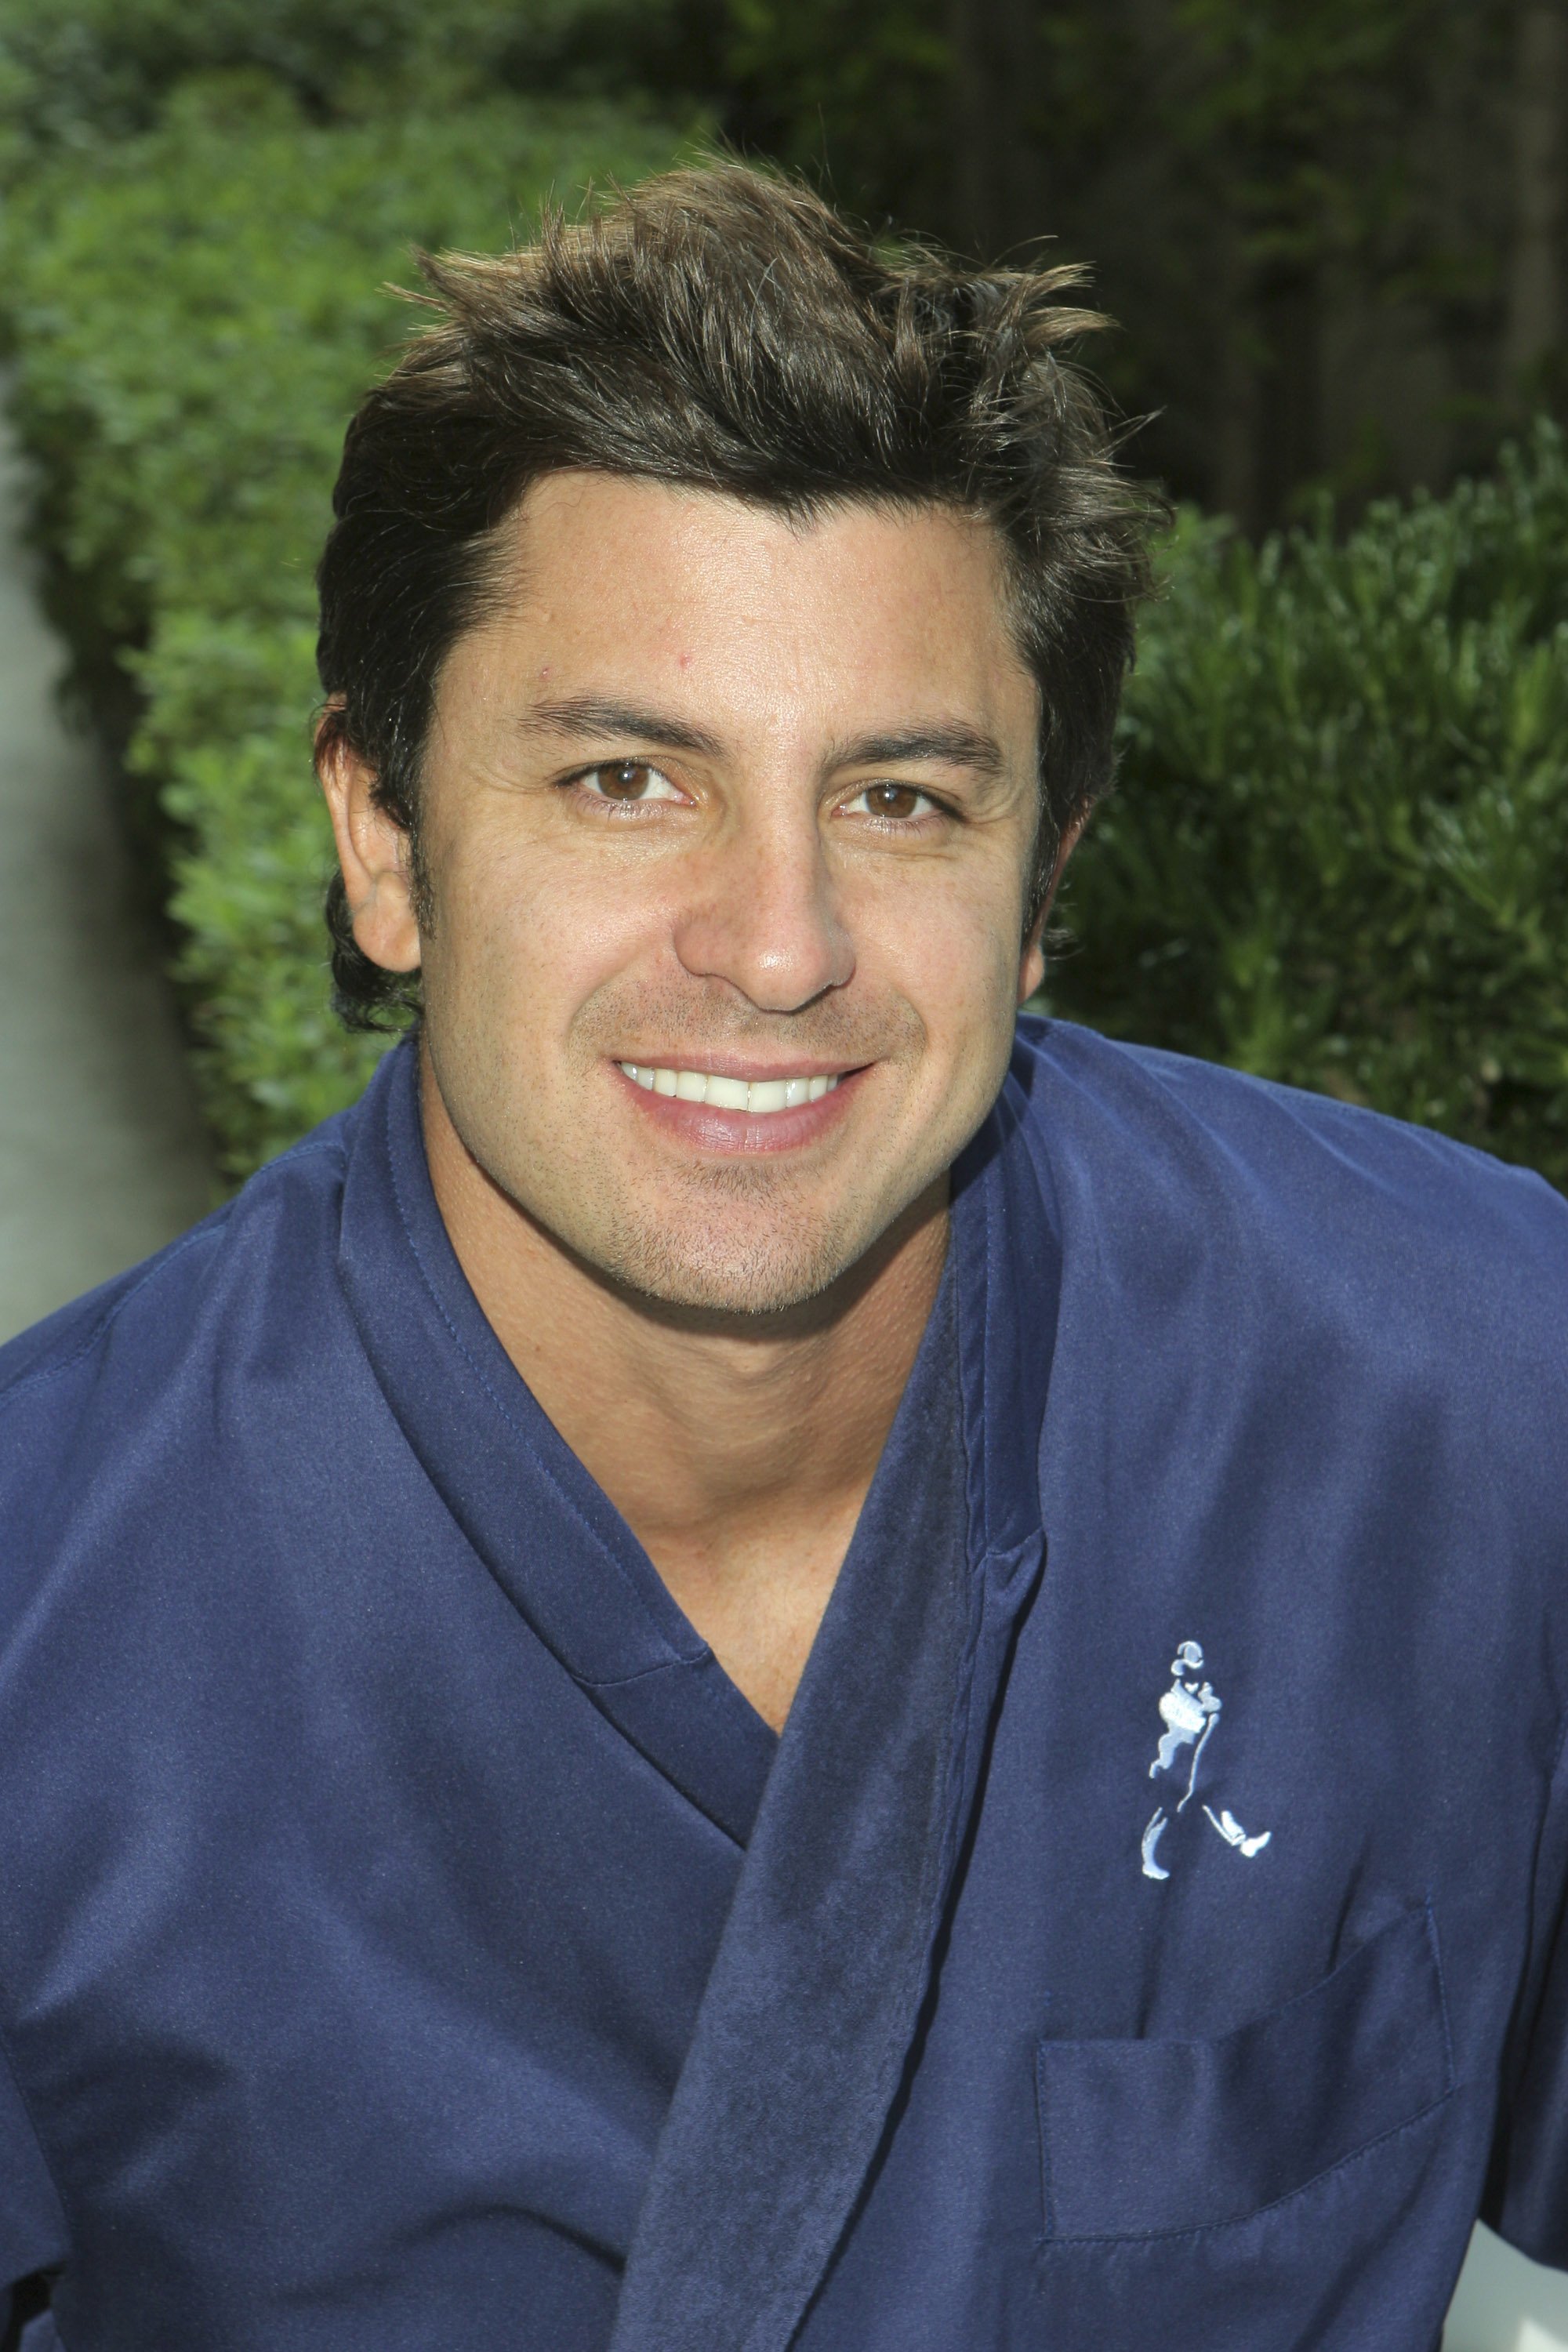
[3,1018,1568,2350]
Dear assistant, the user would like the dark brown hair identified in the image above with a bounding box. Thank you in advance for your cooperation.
[316,160,1160,1027]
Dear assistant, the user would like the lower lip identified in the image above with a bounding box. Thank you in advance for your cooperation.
[612,1064,865,1154]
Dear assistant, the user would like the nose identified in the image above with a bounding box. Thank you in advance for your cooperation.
[670,803,855,1013]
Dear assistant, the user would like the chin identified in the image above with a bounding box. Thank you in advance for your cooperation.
[593,1209,870,1319]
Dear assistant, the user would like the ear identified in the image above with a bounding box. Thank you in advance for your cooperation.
[317,716,423,975]
[1017,808,1088,1006]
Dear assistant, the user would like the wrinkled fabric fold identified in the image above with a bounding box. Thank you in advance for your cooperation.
[609,1272,975,2352]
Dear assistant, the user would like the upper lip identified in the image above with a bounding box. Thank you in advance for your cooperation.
[614,1053,864,1081]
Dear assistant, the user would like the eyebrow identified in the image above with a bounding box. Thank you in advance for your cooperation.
[514,696,724,758]
[826,723,1007,777]
[514,698,1007,779]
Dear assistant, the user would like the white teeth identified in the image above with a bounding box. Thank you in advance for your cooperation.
[618,1064,843,1114]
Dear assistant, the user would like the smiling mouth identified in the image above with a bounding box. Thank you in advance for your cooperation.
[617,1064,843,1115]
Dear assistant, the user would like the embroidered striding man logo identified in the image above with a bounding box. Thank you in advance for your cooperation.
[1141,1639,1272,1881]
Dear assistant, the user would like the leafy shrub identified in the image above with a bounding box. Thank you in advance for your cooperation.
[1,81,691,1172]
[0,0,687,176]
[1050,423,1568,1188]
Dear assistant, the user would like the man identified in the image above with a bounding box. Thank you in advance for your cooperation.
[2,164,1566,2352]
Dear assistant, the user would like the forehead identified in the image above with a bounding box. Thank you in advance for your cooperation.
[455,470,1036,735]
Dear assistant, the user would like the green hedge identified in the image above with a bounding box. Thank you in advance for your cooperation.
[1,77,691,1171]
[0,0,675,171]
[1050,430,1568,1188]
[4,75,1566,1187]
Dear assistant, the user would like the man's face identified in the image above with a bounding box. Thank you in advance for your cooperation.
[380,474,1047,1314]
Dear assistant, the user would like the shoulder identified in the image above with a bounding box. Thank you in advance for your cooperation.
[1009,1014,1568,1357]
[0,1105,359,1520]
[1013,1013,1566,1233]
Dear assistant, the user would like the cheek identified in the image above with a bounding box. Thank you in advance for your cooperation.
[426,825,662,1032]
[864,864,1025,1050]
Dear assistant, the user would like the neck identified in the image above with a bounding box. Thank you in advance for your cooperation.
[419,1051,949,1730]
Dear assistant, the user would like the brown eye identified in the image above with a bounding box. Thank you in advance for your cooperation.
[851,782,934,821]
[581,760,682,804]
[600,761,654,799]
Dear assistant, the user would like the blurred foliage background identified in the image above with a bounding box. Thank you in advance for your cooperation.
[0,0,1565,1181]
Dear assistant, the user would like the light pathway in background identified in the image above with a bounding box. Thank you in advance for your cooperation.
[2,412,1568,2352]
[1446,2228,1568,2351]
[0,404,212,1345]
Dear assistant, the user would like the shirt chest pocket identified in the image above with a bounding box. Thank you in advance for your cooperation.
[1035,1904,1455,2243]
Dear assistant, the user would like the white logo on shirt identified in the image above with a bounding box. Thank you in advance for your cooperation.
[1141,1639,1272,1881]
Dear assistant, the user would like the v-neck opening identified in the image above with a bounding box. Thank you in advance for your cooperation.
[336,1033,1061,1850]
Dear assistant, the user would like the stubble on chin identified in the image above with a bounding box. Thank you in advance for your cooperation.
[583,1157,880,1316]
